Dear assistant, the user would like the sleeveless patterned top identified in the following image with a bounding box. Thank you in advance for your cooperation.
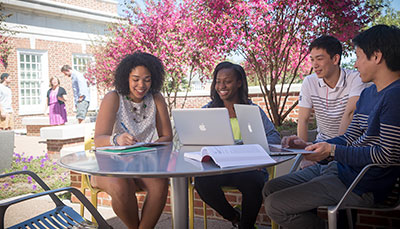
[112,92,156,142]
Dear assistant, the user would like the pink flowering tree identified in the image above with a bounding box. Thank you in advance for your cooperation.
[188,0,379,126]
[87,0,224,111]
[0,3,15,69]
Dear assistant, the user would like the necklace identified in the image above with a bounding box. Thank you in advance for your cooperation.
[125,96,147,123]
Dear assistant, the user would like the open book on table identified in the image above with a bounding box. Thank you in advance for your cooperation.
[184,144,276,168]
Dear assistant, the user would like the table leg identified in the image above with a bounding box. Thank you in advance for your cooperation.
[170,177,188,229]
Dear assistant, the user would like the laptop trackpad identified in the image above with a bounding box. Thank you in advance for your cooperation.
[269,145,292,153]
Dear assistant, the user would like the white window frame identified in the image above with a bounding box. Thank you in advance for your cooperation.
[17,49,49,115]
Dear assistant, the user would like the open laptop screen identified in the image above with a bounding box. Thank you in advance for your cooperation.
[172,108,235,146]
[234,104,314,155]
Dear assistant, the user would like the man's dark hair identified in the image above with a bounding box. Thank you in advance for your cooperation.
[209,61,249,107]
[0,73,9,83]
[113,52,165,95]
[353,24,400,72]
[60,65,72,72]
[309,35,342,64]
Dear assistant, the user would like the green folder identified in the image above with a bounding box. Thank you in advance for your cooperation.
[98,146,156,154]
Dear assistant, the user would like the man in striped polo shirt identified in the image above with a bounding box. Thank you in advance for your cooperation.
[263,25,400,228]
[298,35,368,143]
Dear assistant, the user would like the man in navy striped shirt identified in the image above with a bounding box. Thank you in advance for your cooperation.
[263,25,400,228]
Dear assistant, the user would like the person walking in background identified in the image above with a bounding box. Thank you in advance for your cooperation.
[0,73,14,130]
[61,65,90,124]
[92,52,173,229]
[45,76,67,125]
[195,62,281,229]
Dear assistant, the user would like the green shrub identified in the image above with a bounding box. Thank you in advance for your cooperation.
[277,118,317,137]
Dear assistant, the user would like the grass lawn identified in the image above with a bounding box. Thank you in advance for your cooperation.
[0,153,70,200]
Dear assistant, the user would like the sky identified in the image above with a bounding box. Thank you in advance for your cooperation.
[117,0,145,16]
[392,0,400,10]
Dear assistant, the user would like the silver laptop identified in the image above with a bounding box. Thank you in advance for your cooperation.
[234,104,314,155]
[172,108,235,146]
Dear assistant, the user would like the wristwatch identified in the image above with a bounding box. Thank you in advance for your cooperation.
[330,144,336,157]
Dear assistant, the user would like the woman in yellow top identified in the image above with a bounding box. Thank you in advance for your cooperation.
[195,61,280,228]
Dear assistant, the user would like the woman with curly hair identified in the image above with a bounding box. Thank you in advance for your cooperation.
[92,52,172,229]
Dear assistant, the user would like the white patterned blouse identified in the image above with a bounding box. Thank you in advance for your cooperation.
[112,92,156,142]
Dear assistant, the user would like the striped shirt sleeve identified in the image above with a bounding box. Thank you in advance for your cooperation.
[298,76,313,108]
[328,88,400,167]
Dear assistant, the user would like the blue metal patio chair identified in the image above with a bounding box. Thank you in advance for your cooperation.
[0,170,111,229]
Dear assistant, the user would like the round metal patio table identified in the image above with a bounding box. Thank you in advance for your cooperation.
[58,144,295,228]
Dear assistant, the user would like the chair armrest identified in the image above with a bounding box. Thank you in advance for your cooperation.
[0,170,62,205]
[0,187,111,228]
[328,163,400,214]
[289,154,303,173]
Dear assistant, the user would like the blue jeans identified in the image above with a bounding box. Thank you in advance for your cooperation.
[263,161,374,229]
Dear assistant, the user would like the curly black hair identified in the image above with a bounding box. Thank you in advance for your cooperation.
[209,61,250,107]
[113,52,165,95]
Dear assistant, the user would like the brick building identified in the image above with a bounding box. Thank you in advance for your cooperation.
[1,0,120,129]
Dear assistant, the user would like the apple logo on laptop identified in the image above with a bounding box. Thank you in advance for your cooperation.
[247,123,253,133]
[199,123,207,131]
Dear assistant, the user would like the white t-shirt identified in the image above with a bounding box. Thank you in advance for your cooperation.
[0,83,13,113]
[298,68,369,141]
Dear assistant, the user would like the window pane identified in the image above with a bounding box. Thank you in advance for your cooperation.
[19,53,45,112]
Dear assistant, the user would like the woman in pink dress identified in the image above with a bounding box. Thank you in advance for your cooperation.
[46,76,67,125]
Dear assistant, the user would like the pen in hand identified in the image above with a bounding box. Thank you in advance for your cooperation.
[120,122,130,134]
[120,122,137,145]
